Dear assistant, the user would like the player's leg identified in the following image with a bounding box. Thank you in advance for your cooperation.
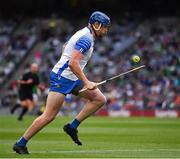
[18,97,35,120]
[16,100,28,120]
[64,88,106,145]
[17,107,28,121]
[76,88,106,121]
[13,91,65,154]
[24,92,65,140]
[26,99,35,110]
[10,103,21,114]
[11,91,26,115]
[18,98,34,120]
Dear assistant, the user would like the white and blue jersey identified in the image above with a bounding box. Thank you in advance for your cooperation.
[50,27,94,95]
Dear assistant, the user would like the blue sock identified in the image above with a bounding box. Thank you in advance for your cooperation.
[69,119,80,129]
[16,137,27,146]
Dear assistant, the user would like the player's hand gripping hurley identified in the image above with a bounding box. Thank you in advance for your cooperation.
[79,65,146,93]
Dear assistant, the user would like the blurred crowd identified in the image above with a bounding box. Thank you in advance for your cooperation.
[0,16,180,115]
[104,18,180,111]
[0,18,37,86]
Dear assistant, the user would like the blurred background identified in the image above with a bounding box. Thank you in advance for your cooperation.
[0,0,179,117]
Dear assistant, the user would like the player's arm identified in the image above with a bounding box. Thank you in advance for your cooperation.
[69,36,96,90]
[17,73,33,85]
[69,50,89,84]
[69,50,96,90]
[17,79,33,84]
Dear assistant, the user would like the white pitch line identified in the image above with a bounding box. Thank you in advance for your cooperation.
[31,149,180,154]
[5,149,180,159]
[6,148,180,155]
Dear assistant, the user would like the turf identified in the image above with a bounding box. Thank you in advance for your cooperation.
[0,115,180,158]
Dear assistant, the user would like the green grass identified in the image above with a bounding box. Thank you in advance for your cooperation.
[0,115,180,158]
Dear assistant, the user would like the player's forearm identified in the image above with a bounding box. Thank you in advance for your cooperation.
[18,80,32,85]
[18,80,28,84]
[69,61,89,85]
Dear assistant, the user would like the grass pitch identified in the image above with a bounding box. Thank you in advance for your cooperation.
[0,115,180,158]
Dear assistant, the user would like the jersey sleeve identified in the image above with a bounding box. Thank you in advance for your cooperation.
[74,36,92,54]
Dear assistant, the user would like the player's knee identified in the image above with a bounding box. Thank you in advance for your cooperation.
[98,95,107,106]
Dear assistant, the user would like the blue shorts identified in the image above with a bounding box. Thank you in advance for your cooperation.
[49,71,83,96]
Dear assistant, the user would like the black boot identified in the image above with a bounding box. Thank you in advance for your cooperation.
[63,124,82,145]
[13,143,29,154]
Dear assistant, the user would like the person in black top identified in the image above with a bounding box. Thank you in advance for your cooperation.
[10,63,40,120]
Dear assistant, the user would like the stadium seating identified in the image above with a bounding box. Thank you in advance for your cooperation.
[0,17,179,116]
